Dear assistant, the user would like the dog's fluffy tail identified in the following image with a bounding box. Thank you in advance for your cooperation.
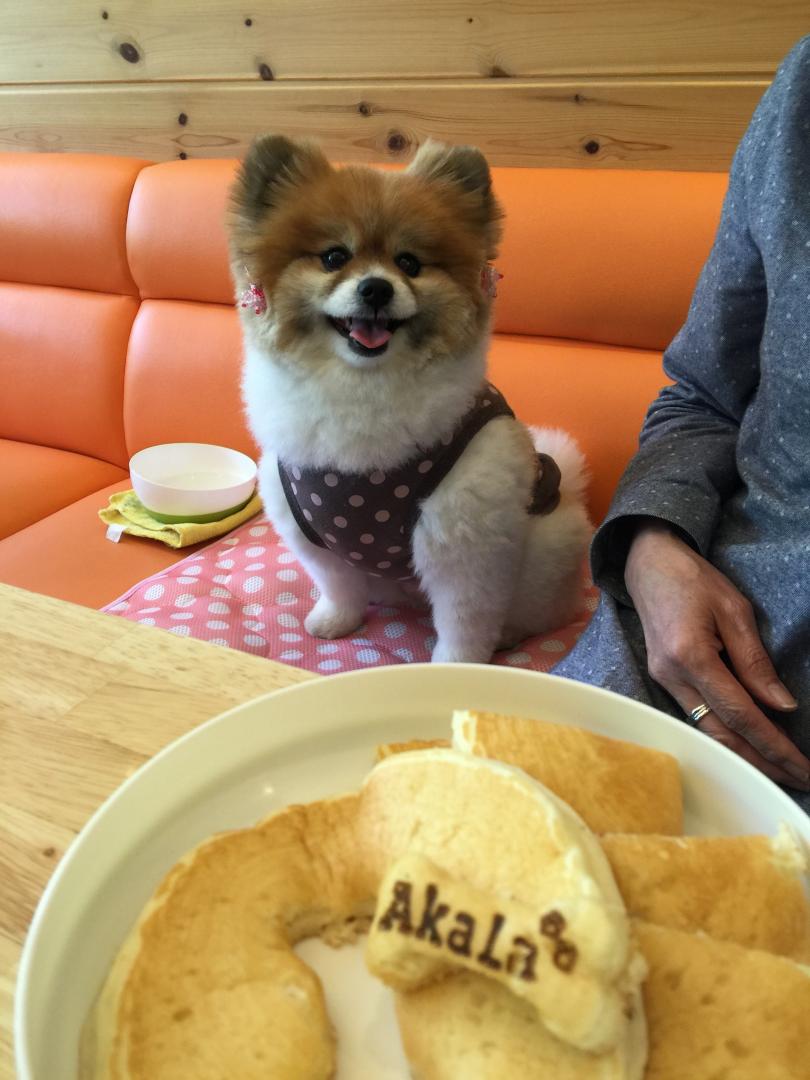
[527,426,589,503]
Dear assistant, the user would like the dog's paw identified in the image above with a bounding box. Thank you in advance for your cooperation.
[305,597,365,640]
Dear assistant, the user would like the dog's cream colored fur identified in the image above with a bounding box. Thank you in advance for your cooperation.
[236,141,591,663]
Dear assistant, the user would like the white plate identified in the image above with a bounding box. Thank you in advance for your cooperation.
[15,664,810,1079]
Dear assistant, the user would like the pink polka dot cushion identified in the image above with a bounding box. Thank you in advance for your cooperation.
[102,515,598,674]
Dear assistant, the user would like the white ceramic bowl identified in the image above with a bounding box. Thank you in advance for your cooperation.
[14,665,810,1080]
[129,442,257,523]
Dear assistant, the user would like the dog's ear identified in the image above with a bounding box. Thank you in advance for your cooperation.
[408,140,492,196]
[407,140,502,252]
[231,134,331,226]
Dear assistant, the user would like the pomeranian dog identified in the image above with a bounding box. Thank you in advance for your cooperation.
[228,135,591,663]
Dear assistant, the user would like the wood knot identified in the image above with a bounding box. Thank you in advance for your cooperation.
[42,846,56,858]
[118,41,140,63]
[244,17,253,26]
[101,9,109,19]
[489,65,510,78]
[258,61,274,81]
[178,152,188,160]
[387,131,409,154]
[178,112,188,126]
[583,139,601,155]
[357,101,372,117]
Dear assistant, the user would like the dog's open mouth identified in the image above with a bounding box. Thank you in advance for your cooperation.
[329,316,403,357]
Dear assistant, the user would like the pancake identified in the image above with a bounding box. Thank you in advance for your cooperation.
[374,710,683,836]
[85,750,646,1077]
[602,827,810,961]
[376,728,808,959]
[637,921,810,1078]
[375,738,449,760]
[85,715,809,1079]
[80,794,365,1080]
[359,751,646,1057]
[451,709,683,834]
[396,969,646,1080]
[394,921,810,1080]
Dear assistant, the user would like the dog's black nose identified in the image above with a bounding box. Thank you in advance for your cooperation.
[357,276,394,310]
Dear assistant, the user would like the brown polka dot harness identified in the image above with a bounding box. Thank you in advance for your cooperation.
[277,384,560,581]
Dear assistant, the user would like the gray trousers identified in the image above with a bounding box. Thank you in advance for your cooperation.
[553,594,810,815]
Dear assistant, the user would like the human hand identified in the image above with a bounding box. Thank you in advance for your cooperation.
[624,520,809,790]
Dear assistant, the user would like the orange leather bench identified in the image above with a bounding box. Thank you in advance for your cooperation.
[0,152,727,610]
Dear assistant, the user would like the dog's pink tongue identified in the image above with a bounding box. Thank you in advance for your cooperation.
[350,318,392,349]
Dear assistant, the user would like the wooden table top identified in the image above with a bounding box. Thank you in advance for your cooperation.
[0,582,313,1079]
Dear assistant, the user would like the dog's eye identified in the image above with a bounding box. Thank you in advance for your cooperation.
[395,252,421,278]
[321,247,351,272]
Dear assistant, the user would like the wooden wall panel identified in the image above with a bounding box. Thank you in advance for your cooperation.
[0,2,807,168]
[2,1,806,83]
[0,79,767,170]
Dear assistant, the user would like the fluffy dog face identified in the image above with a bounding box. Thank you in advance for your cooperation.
[229,137,503,371]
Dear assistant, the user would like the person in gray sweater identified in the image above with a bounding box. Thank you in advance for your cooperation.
[553,35,810,811]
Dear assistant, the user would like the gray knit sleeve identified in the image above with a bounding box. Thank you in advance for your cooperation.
[590,36,809,604]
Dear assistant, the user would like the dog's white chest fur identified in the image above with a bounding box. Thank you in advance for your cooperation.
[242,336,488,473]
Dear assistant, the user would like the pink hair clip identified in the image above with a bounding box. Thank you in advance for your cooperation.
[481,264,503,299]
[239,281,267,316]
